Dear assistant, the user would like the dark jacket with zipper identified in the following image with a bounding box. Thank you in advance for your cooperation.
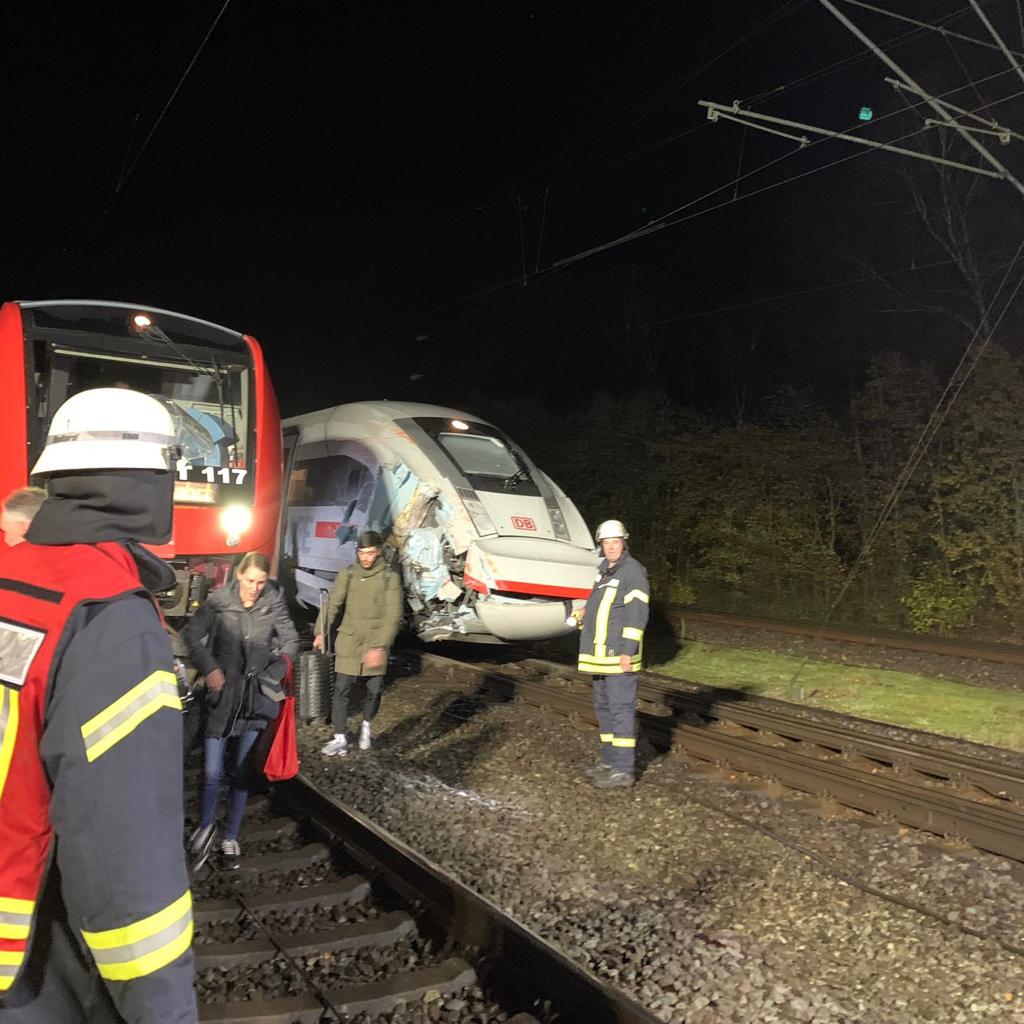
[183,580,299,738]
[577,551,650,675]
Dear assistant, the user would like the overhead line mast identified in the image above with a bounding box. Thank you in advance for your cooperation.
[698,2,1024,196]
[817,0,1024,196]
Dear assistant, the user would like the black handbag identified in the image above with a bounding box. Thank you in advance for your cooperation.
[257,658,289,703]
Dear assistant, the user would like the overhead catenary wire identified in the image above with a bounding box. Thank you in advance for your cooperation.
[570,5,971,190]
[370,75,1023,336]
[818,0,1024,196]
[117,0,233,194]
[839,0,1024,59]
[552,73,1024,272]
[968,0,1024,91]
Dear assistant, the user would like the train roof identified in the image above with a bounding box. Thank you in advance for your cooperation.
[284,400,497,434]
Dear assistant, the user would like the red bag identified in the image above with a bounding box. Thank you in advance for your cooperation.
[262,654,299,782]
[264,696,299,781]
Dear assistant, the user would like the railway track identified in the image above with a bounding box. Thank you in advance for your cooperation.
[662,605,1024,665]
[188,776,659,1023]
[415,651,1024,863]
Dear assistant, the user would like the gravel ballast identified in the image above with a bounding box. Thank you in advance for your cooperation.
[295,663,1024,1024]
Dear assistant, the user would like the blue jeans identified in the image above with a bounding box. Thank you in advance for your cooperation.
[200,731,259,840]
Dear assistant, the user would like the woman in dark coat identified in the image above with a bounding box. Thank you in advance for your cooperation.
[183,551,299,869]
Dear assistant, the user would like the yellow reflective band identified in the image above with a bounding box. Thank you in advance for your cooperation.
[623,590,649,604]
[82,891,192,982]
[0,947,25,990]
[0,896,35,941]
[611,737,637,748]
[578,655,642,675]
[593,586,617,657]
[0,686,19,803]
[599,733,614,743]
[622,626,644,641]
[81,671,180,763]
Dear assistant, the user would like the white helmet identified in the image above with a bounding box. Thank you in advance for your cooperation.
[595,519,629,542]
[32,388,178,477]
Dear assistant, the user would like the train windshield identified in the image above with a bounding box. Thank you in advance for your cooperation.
[40,347,252,505]
[438,433,521,478]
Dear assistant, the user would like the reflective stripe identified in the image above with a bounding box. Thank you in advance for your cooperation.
[0,948,25,990]
[579,654,642,671]
[623,590,649,604]
[622,626,644,641]
[0,686,19,802]
[592,587,617,657]
[47,429,176,447]
[0,896,35,941]
[82,890,193,982]
[599,733,614,743]
[81,671,180,762]
[611,737,636,748]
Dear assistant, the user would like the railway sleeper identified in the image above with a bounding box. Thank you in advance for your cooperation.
[197,957,477,1024]
[232,843,332,877]
[195,877,372,925]
[195,910,416,968]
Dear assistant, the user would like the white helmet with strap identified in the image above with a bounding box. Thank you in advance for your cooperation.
[32,388,178,477]
[595,519,629,542]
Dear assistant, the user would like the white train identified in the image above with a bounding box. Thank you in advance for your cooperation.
[280,401,598,642]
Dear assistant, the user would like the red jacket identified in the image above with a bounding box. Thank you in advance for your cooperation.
[0,541,196,1022]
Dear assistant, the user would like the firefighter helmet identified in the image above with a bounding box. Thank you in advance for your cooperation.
[31,388,178,477]
[594,519,629,542]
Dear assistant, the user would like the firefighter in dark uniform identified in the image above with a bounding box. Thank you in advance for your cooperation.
[0,388,197,1023]
[577,519,650,788]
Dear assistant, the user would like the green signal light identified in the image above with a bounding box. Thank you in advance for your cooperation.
[859,106,874,121]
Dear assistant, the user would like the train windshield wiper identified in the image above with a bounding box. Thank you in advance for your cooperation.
[503,466,529,490]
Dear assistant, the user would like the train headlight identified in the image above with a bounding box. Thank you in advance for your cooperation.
[457,488,497,537]
[219,505,253,547]
[545,498,571,542]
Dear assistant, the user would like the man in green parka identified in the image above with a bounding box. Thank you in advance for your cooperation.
[314,530,404,755]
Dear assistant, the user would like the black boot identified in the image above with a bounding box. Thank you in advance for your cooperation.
[592,770,634,789]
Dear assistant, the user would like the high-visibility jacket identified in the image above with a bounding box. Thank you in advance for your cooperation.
[0,540,196,1023]
[577,551,650,674]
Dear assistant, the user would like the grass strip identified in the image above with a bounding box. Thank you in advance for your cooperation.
[650,642,1024,751]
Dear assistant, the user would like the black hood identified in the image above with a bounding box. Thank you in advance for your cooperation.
[27,470,174,547]
[26,470,177,593]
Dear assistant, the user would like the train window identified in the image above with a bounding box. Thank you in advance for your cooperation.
[438,433,520,478]
[288,455,374,509]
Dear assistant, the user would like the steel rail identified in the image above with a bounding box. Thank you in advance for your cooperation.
[419,653,1024,861]
[665,606,1024,665]
[278,776,663,1024]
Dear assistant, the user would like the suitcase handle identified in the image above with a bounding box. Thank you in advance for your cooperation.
[319,588,333,660]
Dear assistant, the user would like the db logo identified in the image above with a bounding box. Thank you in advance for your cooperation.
[511,516,537,531]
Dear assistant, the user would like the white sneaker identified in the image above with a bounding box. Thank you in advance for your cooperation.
[320,734,347,756]
[359,720,372,750]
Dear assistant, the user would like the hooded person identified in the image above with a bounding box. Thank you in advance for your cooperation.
[0,388,198,1024]
[314,529,404,756]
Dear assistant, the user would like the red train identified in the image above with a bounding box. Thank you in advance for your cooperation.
[0,300,282,619]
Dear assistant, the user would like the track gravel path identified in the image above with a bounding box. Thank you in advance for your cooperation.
[295,663,1024,1024]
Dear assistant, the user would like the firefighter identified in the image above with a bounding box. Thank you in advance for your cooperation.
[577,519,650,788]
[0,388,197,1023]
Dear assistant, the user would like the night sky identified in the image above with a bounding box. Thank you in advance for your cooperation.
[6,1,1024,418]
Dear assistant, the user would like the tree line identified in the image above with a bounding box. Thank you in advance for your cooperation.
[494,345,1024,638]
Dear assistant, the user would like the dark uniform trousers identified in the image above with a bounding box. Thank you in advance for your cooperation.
[593,673,638,773]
